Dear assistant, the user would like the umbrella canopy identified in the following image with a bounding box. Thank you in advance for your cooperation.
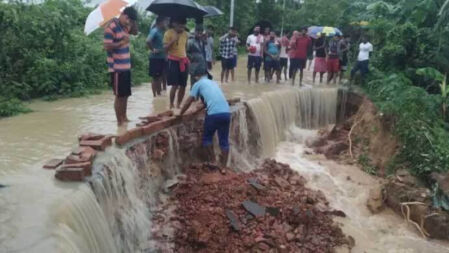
[203,5,223,17]
[307,26,343,39]
[146,0,207,18]
[84,0,137,35]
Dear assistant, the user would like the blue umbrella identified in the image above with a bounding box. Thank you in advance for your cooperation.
[308,26,343,39]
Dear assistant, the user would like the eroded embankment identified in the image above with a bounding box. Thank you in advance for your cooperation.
[312,93,449,240]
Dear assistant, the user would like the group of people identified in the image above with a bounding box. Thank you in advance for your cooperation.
[103,7,373,166]
[104,8,231,165]
[244,26,373,86]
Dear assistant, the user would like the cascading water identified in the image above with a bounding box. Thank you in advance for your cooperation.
[246,87,339,158]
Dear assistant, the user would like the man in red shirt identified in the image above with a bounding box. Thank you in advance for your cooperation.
[289,27,311,86]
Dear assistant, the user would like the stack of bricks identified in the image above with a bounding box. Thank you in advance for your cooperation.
[42,133,114,181]
[43,98,241,182]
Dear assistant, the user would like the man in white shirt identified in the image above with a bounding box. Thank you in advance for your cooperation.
[246,26,264,83]
[350,36,373,84]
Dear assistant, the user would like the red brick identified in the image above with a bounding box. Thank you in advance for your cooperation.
[139,115,162,123]
[61,161,92,176]
[43,159,63,169]
[182,110,198,121]
[142,120,166,136]
[65,152,94,164]
[55,167,86,181]
[227,97,241,105]
[80,135,113,151]
[116,127,143,146]
[78,133,105,142]
[152,149,165,161]
[161,116,182,128]
[157,110,174,117]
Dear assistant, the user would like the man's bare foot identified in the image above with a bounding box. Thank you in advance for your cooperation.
[169,104,174,109]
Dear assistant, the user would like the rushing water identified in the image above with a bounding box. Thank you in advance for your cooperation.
[1,60,448,252]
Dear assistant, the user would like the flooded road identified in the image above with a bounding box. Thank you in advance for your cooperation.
[0,58,279,176]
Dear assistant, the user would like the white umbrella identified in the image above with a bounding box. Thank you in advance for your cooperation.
[84,0,137,35]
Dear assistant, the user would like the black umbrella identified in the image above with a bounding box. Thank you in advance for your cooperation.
[146,0,208,19]
[203,6,223,17]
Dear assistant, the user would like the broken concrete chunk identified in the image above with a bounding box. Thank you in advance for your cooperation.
[266,207,280,217]
[242,200,266,217]
[248,178,266,191]
[225,209,241,231]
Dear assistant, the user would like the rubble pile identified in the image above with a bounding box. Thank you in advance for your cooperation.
[154,159,350,252]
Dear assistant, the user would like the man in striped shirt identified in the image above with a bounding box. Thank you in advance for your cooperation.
[103,7,138,126]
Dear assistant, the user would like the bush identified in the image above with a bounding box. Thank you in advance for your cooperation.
[0,97,31,117]
[366,73,449,177]
[0,0,151,117]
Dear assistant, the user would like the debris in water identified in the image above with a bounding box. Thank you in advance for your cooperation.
[152,159,350,252]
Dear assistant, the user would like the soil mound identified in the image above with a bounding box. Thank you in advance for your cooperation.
[311,98,398,176]
[152,160,351,252]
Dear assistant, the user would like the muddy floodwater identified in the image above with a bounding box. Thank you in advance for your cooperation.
[1,58,449,252]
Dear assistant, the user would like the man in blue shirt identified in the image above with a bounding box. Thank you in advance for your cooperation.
[179,60,231,166]
[147,16,168,97]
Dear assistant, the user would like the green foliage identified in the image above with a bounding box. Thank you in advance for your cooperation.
[0,97,31,117]
[366,73,449,177]
[0,0,151,117]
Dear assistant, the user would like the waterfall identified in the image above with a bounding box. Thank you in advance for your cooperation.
[54,184,117,253]
[88,147,151,252]
[246,87,339,158]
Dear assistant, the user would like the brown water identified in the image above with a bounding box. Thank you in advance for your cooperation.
[1,58,448,252]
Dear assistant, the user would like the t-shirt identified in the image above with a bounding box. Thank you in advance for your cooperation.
[163,29,188,58]
[104,18,130,73]
[328,39,339,59]
[190,77,230,115]
[246,34,264,57]
[315,38,326,58]
[291,36,311,59]
[265,40,279,61]
[279,36,289,58]
[357,42,373,61]
[147,27,165,59]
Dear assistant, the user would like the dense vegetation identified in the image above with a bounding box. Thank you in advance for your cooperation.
[0,0,151,117]
[199,0,449,180]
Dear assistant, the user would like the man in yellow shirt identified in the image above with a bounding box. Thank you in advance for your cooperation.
[163,17,189,109]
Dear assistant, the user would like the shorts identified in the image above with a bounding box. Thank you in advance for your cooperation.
[265,59,280,71]
[290,58,306,71]
[280,58,288,68]
[231,55,237,68]
[167,59,188,87]
[247,55,262,71]
[110,71,131,97]
[221,58,234,70]
[149,58,166,78]
[203,113,231,150]
[339,55,348,71]
[314,57,327,73]
[327,58,340,73]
